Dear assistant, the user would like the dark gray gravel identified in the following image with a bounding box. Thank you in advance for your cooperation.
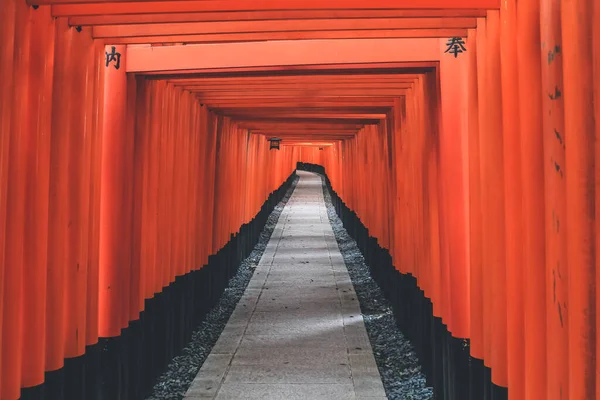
[320,175,434,400]
[145,175,299,400]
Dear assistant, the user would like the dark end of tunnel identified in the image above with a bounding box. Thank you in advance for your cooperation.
[19,172,297,400]
[297,162,509,400]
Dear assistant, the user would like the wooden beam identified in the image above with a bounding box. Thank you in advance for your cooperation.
[238,122,364,130]
[125,39,440,72]
[92,18,477,38]
[256,132,357,136]
[176,82,416,90]
[265,139,355,142]
[258,137,357,141]
[256,130,354,134]
[239,117,368,123]
[68,9,487,26]
[230,117,383,126]
[227,112,388,119]
[48,0,501,17]
[262,133,355,136]
[279,142,337,146]
[216,107,391,114]
[105,29,469,44]
[197,97,408,103]
[193,89,410,99]
[200,99,396,108]
[167,74,421,84]
[139,61,437,76]
[209,105,394,112]
[237,115,377,120]
[250,126,361,130]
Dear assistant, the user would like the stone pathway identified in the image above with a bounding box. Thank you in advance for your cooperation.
[184,171,387,400]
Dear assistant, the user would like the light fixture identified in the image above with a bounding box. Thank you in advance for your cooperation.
[268,137,281,150]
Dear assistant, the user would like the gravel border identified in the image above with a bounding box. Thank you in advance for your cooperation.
[320,175,434,400]
[146,175,300,400]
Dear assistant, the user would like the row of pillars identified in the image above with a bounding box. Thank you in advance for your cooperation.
[0,3,302,398]
[308,2,600,400]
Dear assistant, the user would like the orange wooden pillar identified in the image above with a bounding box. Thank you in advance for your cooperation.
[517,0,548,398]
[181,94,193,276]
[474,18,490,375]
[46,18,75,381]
[498,1,525,398]
[561,0,596,398]
[482,10,508,390]
[200,107,209,267]
[99,44,131,338]
[131,77,147,317]
[211,116,224,254]
[155,83,167,291]
[170,91,182,281]
[420,76,438,309]
[438,38,470,341]
[0,0,16,393]
[468,26,484,370]
[148,81,161,297]
[391,102,406,279]
[63,27,95,371]
[20,5,55,391]
[168,88,180,285]
[540,0,569,398]
[203,110,217,265]
[162,87,176,288]
[595,3,600,396]
[125,75,140,321]
[423,76,442,329]
[86,40,106,351]
[1,2,30,397]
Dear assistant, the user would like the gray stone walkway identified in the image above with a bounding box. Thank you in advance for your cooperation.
[184,171,387,400]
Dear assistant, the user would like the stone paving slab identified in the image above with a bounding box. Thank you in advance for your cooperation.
[223,364,352,384]
[185,171,386,399]
[214,383,356,400]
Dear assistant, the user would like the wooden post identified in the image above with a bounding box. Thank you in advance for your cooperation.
[0,0,16,390]
[483,10,508,388]
[21,4,55,389]
[99,44,130,338]
[439,37,470,340]
[517,0,548,398]
[561,0,597,398]
[540,0,569,398]
[499,1,525,396]
[1,2,30,398]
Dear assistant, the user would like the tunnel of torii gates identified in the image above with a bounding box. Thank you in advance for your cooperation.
[0,0,600,399]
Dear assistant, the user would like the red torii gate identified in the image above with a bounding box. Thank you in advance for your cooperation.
[1,0,599,400]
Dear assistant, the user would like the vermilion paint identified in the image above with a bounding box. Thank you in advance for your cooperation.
[439,38,470,339]
[474,16,488,364]
[0,0,17,393]
[541,1,569,398]
[561,0,597,398]
[98,44,129,338]
[483,12,507,384]
[499,0,525,398]
[1,2,599,398]
[467,26,484,362]
[2,2,30,397]
[517,0,548,398]
[21,4,55,388]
